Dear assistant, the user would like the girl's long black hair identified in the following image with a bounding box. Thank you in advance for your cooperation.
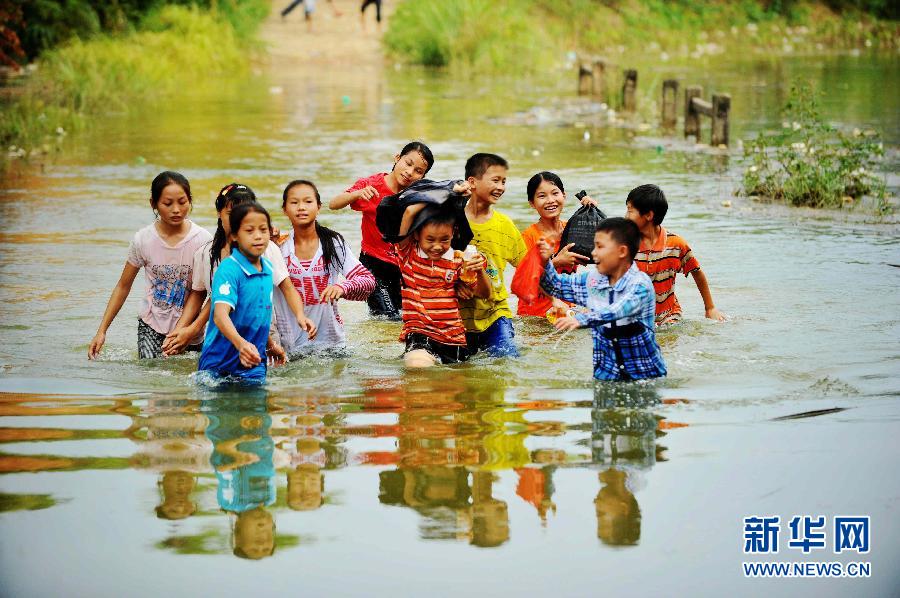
[283,180,346,273]
[210,183,257,286]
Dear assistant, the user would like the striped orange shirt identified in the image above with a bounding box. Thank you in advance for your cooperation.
[395,241,468,346]
[634,226,700,324]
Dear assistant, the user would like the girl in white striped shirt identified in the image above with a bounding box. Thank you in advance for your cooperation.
[274,180,376,358]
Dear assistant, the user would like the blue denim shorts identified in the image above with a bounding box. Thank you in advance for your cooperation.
[466,316,519,358]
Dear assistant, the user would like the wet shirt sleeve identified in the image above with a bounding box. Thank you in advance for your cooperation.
[191,245,210,293]
[540,261,589,306]
[508,221,528,268]
[346,175,376,213]
[266,242,289,286]
[126,229,146,268]
[210,260,240,311]
[574,282,650,328]
[337,240,377,300]
[678,237,701,276]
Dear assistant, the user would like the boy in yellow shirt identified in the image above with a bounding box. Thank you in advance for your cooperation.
[460,153,528,357]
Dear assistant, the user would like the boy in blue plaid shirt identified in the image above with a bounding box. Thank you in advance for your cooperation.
[538,217,666,381]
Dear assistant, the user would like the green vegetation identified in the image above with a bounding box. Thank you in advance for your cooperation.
[384,0,899,72]
[740,82,889,212]
[1,1,269,169]
[0,492,64,512]
[10,0,268,62]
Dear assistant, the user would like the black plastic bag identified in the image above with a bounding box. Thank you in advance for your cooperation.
[559,192,607,263]
[376,179,473,250]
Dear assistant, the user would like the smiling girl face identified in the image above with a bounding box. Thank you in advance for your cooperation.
[530,178,566,221]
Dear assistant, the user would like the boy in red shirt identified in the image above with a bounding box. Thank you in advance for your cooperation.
[624,184,727,325]
[395,200,490,368]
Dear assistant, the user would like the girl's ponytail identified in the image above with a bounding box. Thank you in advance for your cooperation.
[315,221,346,274]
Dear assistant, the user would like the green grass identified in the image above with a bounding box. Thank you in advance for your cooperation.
[740,82,889,212]
[385,0,900,73]
[1,2,269,171]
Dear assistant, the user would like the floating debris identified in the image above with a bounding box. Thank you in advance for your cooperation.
[772,407,847,421]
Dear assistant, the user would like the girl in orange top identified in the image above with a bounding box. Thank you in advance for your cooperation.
[517,171,597,317]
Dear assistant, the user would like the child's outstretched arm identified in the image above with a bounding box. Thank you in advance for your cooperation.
[327,249,376,302]
[277,278,318,340]
[329,185,378,210]
[554,283,651,332]
[162,289,207,356]
[690,269,727,321]
[212,303,261,368]
[89,263,140,359]
[537,240,588,306]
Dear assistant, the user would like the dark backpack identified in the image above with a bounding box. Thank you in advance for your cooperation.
[559,192,607,262]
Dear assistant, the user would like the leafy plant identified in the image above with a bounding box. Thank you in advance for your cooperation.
[741,81,888,212]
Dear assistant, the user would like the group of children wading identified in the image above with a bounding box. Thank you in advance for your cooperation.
[88,141,727,384]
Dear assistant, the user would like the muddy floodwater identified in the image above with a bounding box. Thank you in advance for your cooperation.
[0,48,898,596]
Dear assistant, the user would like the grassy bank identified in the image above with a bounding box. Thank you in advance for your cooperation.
[384,0,900,72]
[1,2,269,169]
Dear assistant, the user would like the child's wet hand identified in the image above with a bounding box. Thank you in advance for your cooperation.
[267,342,287,367]
[552,243,589,269]
[580,194,598,207]
[706,306,728,322]
[320,285,344,303]
[88,332,105,360]
[462,253,485,272]
[300,316,318,341]
[452,181,472,197]
[536,239,554,263]
[162,328,190,356]
[238,340,261,368]
[553,316,581,331]
[354,186,378,202]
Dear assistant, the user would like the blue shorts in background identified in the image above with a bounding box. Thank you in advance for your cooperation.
[466,316,519,358]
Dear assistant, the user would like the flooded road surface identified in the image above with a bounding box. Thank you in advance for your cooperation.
[0,40,898,596]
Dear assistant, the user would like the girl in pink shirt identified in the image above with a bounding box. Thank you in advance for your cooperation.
[89,171,212,360]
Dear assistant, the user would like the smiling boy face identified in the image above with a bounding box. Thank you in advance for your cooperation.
[468,165,507,204]
[415,221,454,259]
[592,230,629,276]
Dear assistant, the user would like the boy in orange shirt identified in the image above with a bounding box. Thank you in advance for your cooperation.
[624,184,726,325]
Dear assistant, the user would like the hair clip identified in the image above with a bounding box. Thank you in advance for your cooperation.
[221,184,235,197]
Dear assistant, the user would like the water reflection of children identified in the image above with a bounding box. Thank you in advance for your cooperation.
[155,470,197,520]
[515,454,560,526]
[595,468,641,546]
[204,394,277,559]
[287,464,324,511]
[470,471,509,548]
[379,467,472,541]
[590,384,663,547]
